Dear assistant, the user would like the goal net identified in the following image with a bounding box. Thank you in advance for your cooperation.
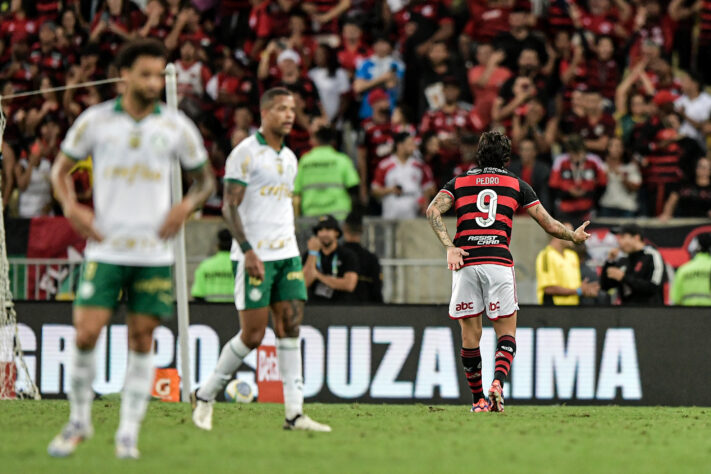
[0,103,40,399]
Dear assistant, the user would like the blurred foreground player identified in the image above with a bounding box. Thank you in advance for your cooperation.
[192,88,331,432]
[48,39,214,458]
[426,131,591,413]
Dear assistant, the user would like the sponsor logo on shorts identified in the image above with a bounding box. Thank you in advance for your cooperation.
[455,301,474,312]
[78,282,95,299]
[287,271,304,281]
[489,301,501,311]
[134,277,172,293]
[249,276,263,286]
[249,288,263,301]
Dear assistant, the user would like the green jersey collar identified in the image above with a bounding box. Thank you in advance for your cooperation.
[114,96,162,116]
[256,130,285,151]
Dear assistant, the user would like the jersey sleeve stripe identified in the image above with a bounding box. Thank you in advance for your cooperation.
[224,177,248,186]
[440,189,454,199]
[60,147,84,161]
[523,200,540,209]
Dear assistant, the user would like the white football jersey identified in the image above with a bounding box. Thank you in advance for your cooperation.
[224,131,300,262]
[60,97,207,266]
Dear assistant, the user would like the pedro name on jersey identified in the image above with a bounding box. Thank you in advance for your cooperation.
[441,167,539,267]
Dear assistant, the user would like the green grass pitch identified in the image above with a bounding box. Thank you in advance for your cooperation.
[2,400,709,473]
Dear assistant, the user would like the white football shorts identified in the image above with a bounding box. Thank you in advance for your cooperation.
[449,264,519,320]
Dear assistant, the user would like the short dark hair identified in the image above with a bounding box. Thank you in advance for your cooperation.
[344,210,364,234]
[218,229,232,251]
[475,131,511,168]
[686,70,704,88]
[260,87,292,110]
[565,134,586,153]
[393,131,411,148]
[314,126,335,145]
[115,39,167,70]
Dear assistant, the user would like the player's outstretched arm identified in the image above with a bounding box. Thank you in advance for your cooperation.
[51,152,103,241]
[222,180,265,280]
[159,165,215,239]
[426,191,469,270]
[527,203,591,244]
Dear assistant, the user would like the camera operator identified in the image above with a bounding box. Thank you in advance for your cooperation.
[303,215,359,303]
[601,224,667,305]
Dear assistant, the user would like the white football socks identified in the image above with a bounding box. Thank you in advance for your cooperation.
[116,351,153,442]
[277,337,304,420]
[197,332,252,401]
[68,345,96,427]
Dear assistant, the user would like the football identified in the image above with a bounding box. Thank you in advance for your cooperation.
[224,379,255,403]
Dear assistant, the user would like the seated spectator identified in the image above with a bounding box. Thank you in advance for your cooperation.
[674,71,711,150]
[342,211,383,303]
[301,0,351,37]
[535,223,600,305]
[671,233,711,306]
[599,137,642,217]
[303,215,359,303]
[567,88,615,157]
[293,126,360,220]
[309,44,351,124]
[357,89,395,203]
[371,132,436,219]
[549,135,607,224]
[191,229,236,303]
[601,223,667,306]
[14,120,59,218]
[419,76,474,177]
[660,157,711,220]
[467,43,511,131]
[508,138,552,211]
[353,34,404,119]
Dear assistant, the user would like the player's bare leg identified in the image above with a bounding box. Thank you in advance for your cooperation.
[489,312,517,413]
[458,316,489,412]
[272,300,330,432]
[193,307,269,430]
[48,307,111,457]
[114,314,160,459]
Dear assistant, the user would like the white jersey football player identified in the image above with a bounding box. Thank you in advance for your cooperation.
[192,88,330,432]
[47,39,214,459]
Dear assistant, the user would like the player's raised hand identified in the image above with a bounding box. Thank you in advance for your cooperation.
[244,249,265,281]
[64,203,103,242]
[159,200,192,239]
[446,247,469,271]
[572,221,591,244]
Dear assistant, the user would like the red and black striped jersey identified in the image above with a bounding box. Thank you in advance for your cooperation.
[701,0,711,45]
[441,167,539,267]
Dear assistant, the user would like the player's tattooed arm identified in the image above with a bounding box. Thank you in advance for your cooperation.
[222,181,249,246]
[184,165,216,210]
[426,192,455,248]
[528,203,591,244]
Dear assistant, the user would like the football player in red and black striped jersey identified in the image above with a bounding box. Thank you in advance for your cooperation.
[426,131,591,413]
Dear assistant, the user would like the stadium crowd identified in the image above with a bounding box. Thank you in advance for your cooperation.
[1,0,710,223]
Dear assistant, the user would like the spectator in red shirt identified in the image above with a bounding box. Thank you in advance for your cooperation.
[58,8,86,51]
[549,135,608,223]
[137,0,171,42]
[248,0,297,59]
[0,36,37,99]
[511,98,557,161]
[459,0,513,60]
[338,16,371,76]
[206,49,259,127]
[628,0,677,64]
[286,11,319,73]
[2,3,39,44]
[573,0,632,39]
[419,76,475,179]
[417,40,467,117]
[357,89,394,204]
[165,5,212,53]
[89,0,139,61]
[660,156,711,220]
[30,21,65,82]
[302,0,352,37]
[452,133,479,177]
[467,44,512,131]
[568,88,616,157]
